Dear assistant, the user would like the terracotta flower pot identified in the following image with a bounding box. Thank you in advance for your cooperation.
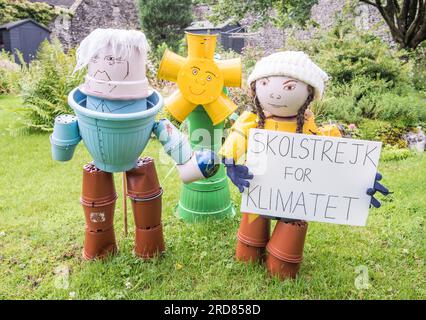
[81,163,117,204]
[131,190,162,229]
[134,224,165,260]
[266,253,301,280]
[237,213,270,247]
[235,239,266,263]
[82,227,117,260]
[81,198,116,232]
[266,220,308,263]
[126,157,161,199]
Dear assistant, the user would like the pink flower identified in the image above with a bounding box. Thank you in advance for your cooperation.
[348,124,357,130]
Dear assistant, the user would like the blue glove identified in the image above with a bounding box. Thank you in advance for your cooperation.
[223,159,254,193]
[367,173,389,208]
[195,150,220,178]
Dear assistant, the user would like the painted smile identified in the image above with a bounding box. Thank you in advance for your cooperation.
[268,103,288,108]
[189,86,206,96]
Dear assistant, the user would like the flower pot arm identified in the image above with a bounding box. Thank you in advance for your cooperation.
[152,119,219,183]
[50,115,82,162]
[176,150,220,184]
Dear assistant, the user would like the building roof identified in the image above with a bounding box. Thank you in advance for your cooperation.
[185,20,240,31]
[28,0,76,8]
[0,19,51,32]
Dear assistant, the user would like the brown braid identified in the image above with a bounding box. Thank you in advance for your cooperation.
[295,85,315,133]
[250,82,266,129]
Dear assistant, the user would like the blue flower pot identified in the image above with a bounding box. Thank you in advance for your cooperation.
[50,114,81,162]
[68,88,164,173]
[50,137,78,161]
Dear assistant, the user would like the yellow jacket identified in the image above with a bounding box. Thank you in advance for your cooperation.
[219,111,342,162]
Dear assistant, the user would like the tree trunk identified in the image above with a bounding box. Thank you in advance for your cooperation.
[360,0,426,50]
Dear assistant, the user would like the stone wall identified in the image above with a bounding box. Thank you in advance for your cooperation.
[228,0,393,53]
[50,0,140,50]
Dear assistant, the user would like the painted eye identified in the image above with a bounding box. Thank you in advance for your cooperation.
[206,75,212,81]
[284,84,296,91]
[260,79,268,86]
[192,68,198,75]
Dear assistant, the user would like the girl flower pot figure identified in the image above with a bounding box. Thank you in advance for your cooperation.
[219,51,389,280]
[50,29,219,261]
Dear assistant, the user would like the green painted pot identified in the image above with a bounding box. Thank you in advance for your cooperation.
[176,106,235,222]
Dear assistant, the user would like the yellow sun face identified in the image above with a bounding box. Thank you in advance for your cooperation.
[157,33,242,125]
[177,59,224,105]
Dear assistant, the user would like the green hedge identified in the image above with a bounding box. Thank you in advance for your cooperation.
[0,0,55,26]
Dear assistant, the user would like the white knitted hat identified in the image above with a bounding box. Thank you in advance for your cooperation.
[248,51,329,100]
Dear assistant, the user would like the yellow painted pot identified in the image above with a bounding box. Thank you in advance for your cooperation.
[186,33,217,60]
[157,49,186,83]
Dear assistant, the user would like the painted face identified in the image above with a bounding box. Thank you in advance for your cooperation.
[87,47,129,94]
[177,58,224,105]
[255,76,310,118]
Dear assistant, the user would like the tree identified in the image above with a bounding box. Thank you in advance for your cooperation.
[138,0,193,52]
[360,0,426,50]
[210,0,318,29]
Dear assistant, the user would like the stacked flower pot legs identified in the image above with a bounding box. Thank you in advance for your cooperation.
[236,214,308,280]
[81,163,118,260]
[126,157,165,259]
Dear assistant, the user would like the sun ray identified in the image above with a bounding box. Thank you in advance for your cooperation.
[165,91,196,123]
[217,58,242,87]
[157,49,186,82]
[204,93,238,125]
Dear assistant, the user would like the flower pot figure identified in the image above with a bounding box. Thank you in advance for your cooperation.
[50,29,219,260]
[220,51,390,280]
[157,33,242,222]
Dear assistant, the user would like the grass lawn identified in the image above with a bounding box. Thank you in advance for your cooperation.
[0,95,425,300]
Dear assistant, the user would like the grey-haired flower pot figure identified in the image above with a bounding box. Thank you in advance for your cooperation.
[50,29,219,260]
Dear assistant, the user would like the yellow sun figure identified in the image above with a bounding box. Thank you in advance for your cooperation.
[157,33,242,125]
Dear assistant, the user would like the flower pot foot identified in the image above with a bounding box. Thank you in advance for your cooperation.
[83,227,117,260]
[134,224,165,260]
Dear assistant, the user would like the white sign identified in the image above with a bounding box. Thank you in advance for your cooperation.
[240,129,382,226]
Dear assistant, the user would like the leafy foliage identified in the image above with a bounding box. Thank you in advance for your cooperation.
[138,0,193,52]
[210,0,318,28]
[12,39,84,134]
[0,0,55,26]
[380,145,414,161]
[0,50,22,95]
[286,17,426,127]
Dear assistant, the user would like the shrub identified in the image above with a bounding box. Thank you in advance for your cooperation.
[411,46,426,92]
[286,17,426,127]
[11,39,84,134]
[138,0,193,53]
[358,119,408,148]
[0,50,21,95]
[0,0,55,25]
[381,145,414,162]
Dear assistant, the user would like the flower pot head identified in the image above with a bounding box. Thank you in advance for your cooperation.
[75,29,150,100]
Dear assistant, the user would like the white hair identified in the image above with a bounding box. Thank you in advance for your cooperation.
[74,28,149,72]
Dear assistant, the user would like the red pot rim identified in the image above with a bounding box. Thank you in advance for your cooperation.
[266,243,304,263]
[237,231,269,247]
[128,188,163,201]
[80,194,118,207]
